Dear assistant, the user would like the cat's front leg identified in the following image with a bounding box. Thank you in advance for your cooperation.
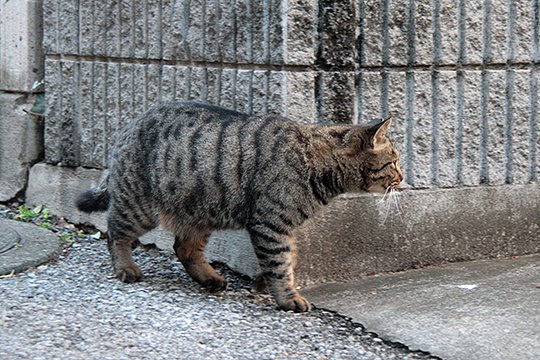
[248,226,312,312]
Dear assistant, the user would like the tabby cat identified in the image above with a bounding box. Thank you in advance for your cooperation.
[75,100,403,312]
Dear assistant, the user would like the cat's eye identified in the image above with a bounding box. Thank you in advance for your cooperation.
[368,162,393,172]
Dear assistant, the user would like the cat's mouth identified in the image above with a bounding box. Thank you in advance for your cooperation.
[368,177,402,194]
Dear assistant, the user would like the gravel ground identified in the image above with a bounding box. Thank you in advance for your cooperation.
[0,212,436,359]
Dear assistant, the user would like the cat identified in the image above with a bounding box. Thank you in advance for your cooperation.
[75,100,403,312]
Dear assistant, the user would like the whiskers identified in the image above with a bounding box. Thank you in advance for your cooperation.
[376,187,403,225]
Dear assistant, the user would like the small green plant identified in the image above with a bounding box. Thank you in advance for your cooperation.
[15,204,39,222]
[14,205,55,229]
[12,204,98,245]
[59,232,77,244]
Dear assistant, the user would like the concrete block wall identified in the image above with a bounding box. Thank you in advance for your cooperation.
[39,0,540,190]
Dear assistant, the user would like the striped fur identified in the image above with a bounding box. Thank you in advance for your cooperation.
[75,100,403,312]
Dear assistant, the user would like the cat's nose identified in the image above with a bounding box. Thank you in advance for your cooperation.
[396,168,403,183]
[392,169,403,187]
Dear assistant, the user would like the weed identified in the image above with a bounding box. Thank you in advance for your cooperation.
[11,204,96,245]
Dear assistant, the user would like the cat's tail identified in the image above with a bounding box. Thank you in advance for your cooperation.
[75,178,110,213]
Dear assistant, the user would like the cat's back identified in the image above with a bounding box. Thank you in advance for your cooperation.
[113,99,301,188]
[120,100,249,138]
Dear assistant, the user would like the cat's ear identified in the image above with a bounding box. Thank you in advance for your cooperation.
[369,116,393,148]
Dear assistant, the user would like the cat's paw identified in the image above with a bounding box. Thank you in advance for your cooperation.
[115,264,143,283]
[202,277,228,292]
[278,295,312,313]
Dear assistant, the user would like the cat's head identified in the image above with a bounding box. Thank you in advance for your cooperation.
[341,117,403,193]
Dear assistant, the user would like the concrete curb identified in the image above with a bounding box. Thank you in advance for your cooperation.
[296,184,540,285]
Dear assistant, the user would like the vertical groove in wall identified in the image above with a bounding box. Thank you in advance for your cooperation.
[479,0,491,183]
[355,0,365,123]
[507,0,516,63]
[103,62,109,165]
[77,0,82,54]
[104,63,117,163]
[530,0,539,181]
[482,0,492,63]
[66,61,81,166]
[533,0,540,62]
[381,0,390,66]
[157,0,163,101]
[432,0,442,66]
[55,0,61,53]
[202,0,207,60]
[80,61,93,167]
[94,62,106,167]
[315,0,324,122]
[144,64,149,111]
[380,70,389,118]
[144,0,150,59]
[457,0,466,65]
[504,69,515,183]
[217,68,225,106]
[184,0,192,61]
[354,73,362,123]
[479,69,490,184]
[455,71,465,184]
[280,0,288,64]
[115,0,122,56]
[246,0,253,63]
[529,67,538,181]
[142,0,148,58]
[58,61,64,162]
[380,0,390,118]
[504,0,517,183]
[43,60,58,163]
[403,0,416,184]
[405,71,414,185]
[431,0,442,185]
[406,0,416,67]
[431,72,440,186]
[455,0,466,184]
[186,67,193,97]
[263,0,270,64]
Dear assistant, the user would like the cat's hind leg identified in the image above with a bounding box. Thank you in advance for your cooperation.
[173,229,227,292]
[107,207,156,283]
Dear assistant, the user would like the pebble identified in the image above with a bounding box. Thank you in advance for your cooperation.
[0,233,435,359]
